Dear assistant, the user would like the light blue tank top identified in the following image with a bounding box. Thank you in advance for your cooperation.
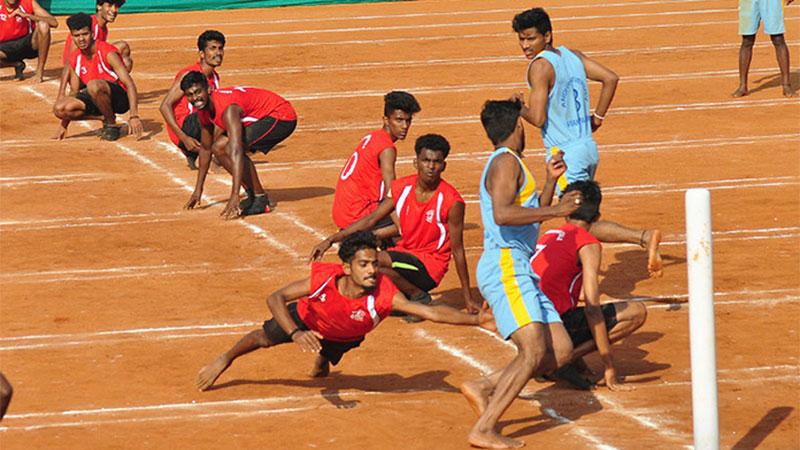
[527,46,593,149]
[479,147,540,256]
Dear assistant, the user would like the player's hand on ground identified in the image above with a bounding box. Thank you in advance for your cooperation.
[477,308,496,332]
[464,289,482,314]
[180,135,202,153]
[221,197,241,219]
[309,239,332,262]
[600,368,633,392]
[128,117,143,139]
[546,150,567,180]
[292,330,322,353]
[52,125,67,140]
[185,191,203,209]
[557,190,583,216]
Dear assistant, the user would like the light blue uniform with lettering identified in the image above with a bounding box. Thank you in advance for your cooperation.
[739,0,786,35]
[529,46,599,193]
[476,147,561,340]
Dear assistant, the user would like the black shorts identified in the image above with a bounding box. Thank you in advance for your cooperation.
[387,250,437,292]
[261,302,363,365]
[177,113,201,152]
[0,33,37,62]
[244,117,296,154]
[560,303,619,347]
[76,81,130,117]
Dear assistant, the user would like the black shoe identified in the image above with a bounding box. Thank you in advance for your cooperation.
[241,194,272,216]
[13,61,25,80]
[100,124,121,141]
[554,364,594,390]
[239,189,256,211]
[182,150,198,171]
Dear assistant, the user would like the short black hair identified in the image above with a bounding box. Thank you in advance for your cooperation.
[415,133,450,158]
[197,30,225,51]
[180,71,208,92]
[562,180,602,223]
[512,7,552,36]
[96,0,126,6]
[384,91,421,117]
[67,13,93,32]
[480,99,521,145]
[338,231,378,263]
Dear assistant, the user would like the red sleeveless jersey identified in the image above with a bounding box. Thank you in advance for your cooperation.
[296,262,397,342]
[166,63,220,146]
[68,41,125,90]
[390,175,464,285]
[530,223,600,315]
[331,128,395,229]
[0,0,35,42]
[62,14,108,63]
[197,86,296,131]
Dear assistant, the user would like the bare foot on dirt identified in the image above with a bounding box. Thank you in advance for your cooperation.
[731,86,748,97]
[196,355,231,391]
[461,379,490,416]
[309,355,330,378]
[644,229,663,278]
[468,429,525,449]
[783,84,795,98]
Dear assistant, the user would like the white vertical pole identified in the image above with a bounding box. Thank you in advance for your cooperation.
[685,188,719,450]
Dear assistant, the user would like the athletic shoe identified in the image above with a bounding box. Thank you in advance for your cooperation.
[553,364,594,390]
[13,61,25,80]
[100,124,121,141]
[241,194,272,216]
[239,189,256,211]
[181,150,198,170]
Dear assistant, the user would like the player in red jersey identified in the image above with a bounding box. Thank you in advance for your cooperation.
[159,30,224,170]
[312,134,480,314]
[331,91,420,229]
[60,1,131,70]
[180,71,297,218]
[196,231,494,391]
[0,0,57,82]
[52,13,141,141]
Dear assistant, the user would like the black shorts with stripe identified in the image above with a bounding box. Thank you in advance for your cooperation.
[76,81,130,117]
[262,302,363,365]
[244,116,296,154]
[387,250,437,292]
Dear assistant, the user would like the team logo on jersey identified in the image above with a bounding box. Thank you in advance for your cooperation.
[0,14,7,21]
[425,210,434,223]
[350,309,366,322]
[319,293,326,302]
[80,67,88,76]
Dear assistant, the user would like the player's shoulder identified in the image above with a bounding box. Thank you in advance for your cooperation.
[393,174,416,188]
[310,262,343,294]
[176,62,201,78]
[370,128,396,147]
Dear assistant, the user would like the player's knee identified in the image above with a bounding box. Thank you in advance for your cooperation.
[741,35,756,47]
[632,302,647,329]
[37,22,51,37]
[53,102,67,118]
[87,80,109,96]
[770,34,786,46]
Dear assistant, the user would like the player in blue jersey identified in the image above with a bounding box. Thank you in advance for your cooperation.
[734,0,794,97]
[463,99,582,449]
[512,7,663,278]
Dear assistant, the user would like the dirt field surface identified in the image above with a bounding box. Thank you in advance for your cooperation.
[1,0,798,448]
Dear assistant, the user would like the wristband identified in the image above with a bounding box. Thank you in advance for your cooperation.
[592,111,606,121]
[288,328,301,339]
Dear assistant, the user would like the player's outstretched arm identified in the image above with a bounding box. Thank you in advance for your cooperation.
[520,58,554,128]
[107,51,142,138]
[310,197,395,261]
[185,124,214,209]
[159,74,201,152]
[448,201,480,313]
[574,49,618,132]
[266,278,321,353]
[392,292,495,329]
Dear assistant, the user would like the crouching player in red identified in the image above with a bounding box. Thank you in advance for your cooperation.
[180,71,297,218]
[312,134,479,314]
[531,180,647,390]
[0,0,57,82]
[196,231,494,391]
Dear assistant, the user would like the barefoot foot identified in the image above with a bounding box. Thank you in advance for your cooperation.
[783,84,795,98]
[460,379,491,416]
[196,355,231,391]
[468,429,525,449]
[309,356,330,378]
[643,229,663,278]
[731,86,748,97]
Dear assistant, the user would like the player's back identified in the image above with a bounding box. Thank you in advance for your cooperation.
[533,46,593,149]
[206,86,295,130]
[332,128,395,229]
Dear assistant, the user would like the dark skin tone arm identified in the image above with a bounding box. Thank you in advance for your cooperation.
[392,291,495,329]
[12,1,58,28]
[447,201,480,313]
[573,49,619,132]
[485,152,581,226]
[185,122,215,209]
[159,73,202,152]
[310,197,396,261]
[53,64,81,140]
[266,277,322,353]
[518,57,554,128]
[378,146,397,198]
[221,104,246,219]
[105,51,142,138]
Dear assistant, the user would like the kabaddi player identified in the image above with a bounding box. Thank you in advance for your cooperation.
[159,30,224,170]
[512,7,663,278]
[331,91,420,230]
[311,134,480,313]
[196,231,494,391]
[462,99,581,449]
[53,13,142,141]
[0,0,57,82]
[531,180,647,390]
[734,0,794,97]
[61,0,132,70]
[180,71,297,218]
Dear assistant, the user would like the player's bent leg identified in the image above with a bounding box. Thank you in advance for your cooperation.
[196,328,274,391]
[733,35,756,97]
[589,221,663,278]
[86,80,115,125]
[607,301,647,342]
[32,23,51,82]
[53,97,88,120]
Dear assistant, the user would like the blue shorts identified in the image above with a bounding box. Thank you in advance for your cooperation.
[477,248,562,340]
[546,139,599,194]
[739,0,785,35]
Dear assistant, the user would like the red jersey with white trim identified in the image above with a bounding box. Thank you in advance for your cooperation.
[68,41,126,90]
[197,86,296,131]
[62,14,108,62]
[166,63,221,146]
[0,0,35,42]
[390,175,464,285]
[331,128,395,229]
[296,262,398,342]
[530,223,600,315]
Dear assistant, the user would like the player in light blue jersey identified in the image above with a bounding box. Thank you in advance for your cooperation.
[463,99,582,449]
[512,7,663,278]
[734,0,794,97]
